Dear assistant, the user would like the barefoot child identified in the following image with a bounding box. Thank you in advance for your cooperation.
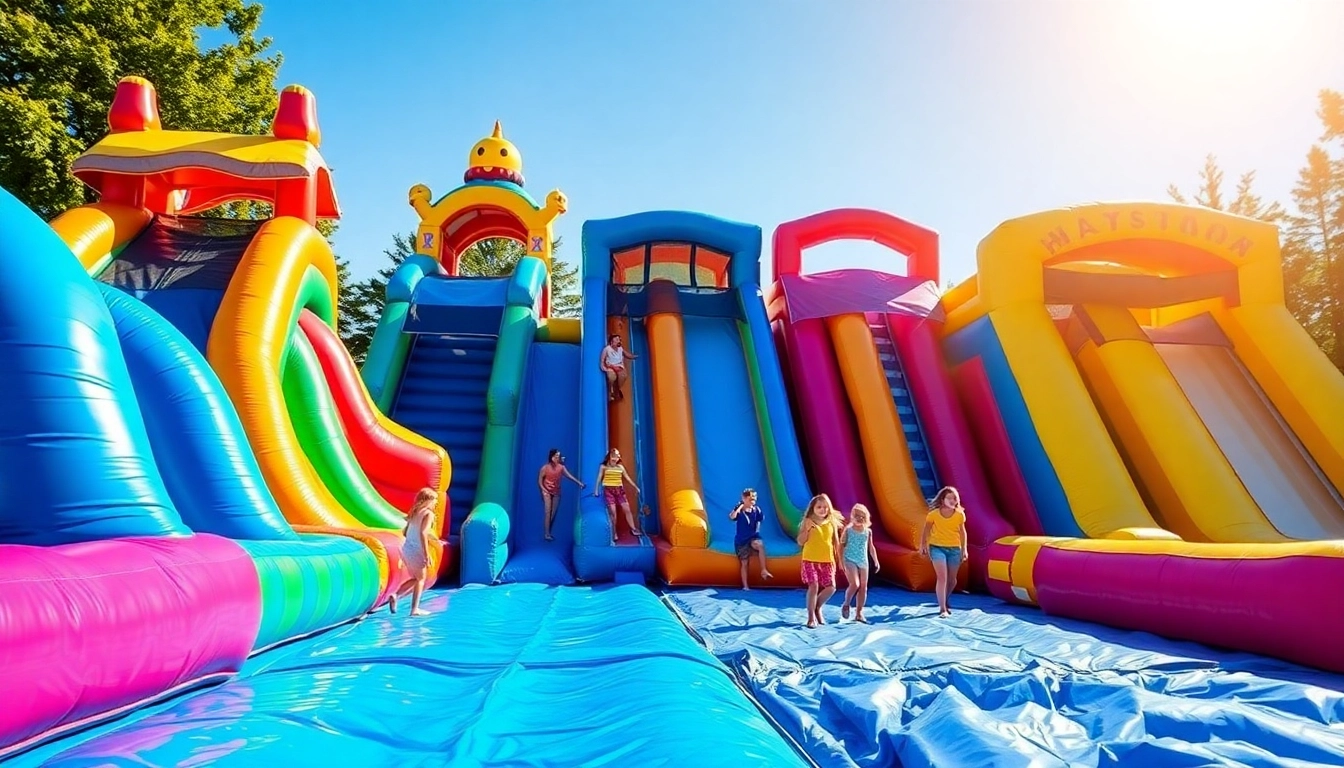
[797,493,842,628]
[593,448,642,541]
[839,504,880,622]
[390,487,444,617]
[730,488,774,589]
[538,449,584,541]
[919,486,968,618]
[599,334,637,401]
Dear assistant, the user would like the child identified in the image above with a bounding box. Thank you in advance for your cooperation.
[390,487,444,617]
[839,504,880,623]
[796,493,842,628]
[729,488,774,589]
[919,486,968,618]
[538,449,584,541]
[599,334,637,401]
[593,448,642,541]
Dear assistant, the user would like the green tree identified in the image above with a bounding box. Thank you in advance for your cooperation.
[1167,154,1286,222]
[340,234,581,364]
[1281,90,1344,368]
[0,1,281,218]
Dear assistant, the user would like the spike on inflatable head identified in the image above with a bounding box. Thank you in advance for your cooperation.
[464,120,524,186]
[272,84,321,147]
[107,76,162,133]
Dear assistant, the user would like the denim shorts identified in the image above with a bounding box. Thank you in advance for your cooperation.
[929,545,963,570]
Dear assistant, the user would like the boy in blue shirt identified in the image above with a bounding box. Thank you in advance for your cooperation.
[730,488,774,589]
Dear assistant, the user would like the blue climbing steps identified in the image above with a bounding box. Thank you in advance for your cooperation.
[391,333,495,534]
[866,313,940,499]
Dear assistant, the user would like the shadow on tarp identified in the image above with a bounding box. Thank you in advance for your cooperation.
[10,585,809,768]
[663,586,1344,768]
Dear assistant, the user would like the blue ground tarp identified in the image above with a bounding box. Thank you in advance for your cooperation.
[11,585,809,768]
[664,586,1344,768]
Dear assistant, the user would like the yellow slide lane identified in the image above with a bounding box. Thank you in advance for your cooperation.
[1157,342,1344,539]
[207,217,366,529]
[1220,305,1344,497]
[989,304,1170,539]
[1068,305,1280,543]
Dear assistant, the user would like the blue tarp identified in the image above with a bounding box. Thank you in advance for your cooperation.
[13,585,809,768]
[664,587,1344,768]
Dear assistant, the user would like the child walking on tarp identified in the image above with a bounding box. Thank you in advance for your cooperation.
[389,487,445,617]
[797,493,842,628]
[839,504,880,623]
[730,488,774,589]
[919,486,969,618]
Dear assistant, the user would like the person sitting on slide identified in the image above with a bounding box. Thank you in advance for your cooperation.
[600,334,637,401]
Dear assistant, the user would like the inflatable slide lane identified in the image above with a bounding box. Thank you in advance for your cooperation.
[45,78,451,593]
[360,151,566,585]
[0,177,384,758]
[576,211,813,586]
[767,209,1014,592]
[941,201,1344,672]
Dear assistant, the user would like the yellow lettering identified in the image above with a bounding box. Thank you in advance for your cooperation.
[1040,226,1071,255]
[1180,216,1199,237]
[1206,223,1227,245]
[1129,211,1146,230]
[1077,217,1099,239]
[1229,237,1253,258]
[1103,211,1120,231]
[1158,211,1169,230]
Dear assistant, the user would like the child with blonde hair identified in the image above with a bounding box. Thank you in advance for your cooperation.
[796,493,842,628]
[389,487,444,617]
[839,504,880,623]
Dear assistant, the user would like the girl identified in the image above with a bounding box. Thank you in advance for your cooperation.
[599,334,637,401]
[593,448,642,541]
[839,504,880,623]
[390,487,444,617]
[796,493,842,628]
[538,449,584,541]
[919,486,969,618]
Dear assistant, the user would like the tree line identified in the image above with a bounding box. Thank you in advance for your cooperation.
[1,2,1338,368]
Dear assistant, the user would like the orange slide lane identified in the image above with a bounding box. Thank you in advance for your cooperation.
[605,316,644,543]
[826,313,958,591]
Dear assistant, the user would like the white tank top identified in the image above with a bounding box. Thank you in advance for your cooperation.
[603,346,624,367]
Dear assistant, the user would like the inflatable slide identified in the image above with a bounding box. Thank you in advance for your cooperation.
[941,202,1344,672]
[767,209,1014,592]
[359,126,572,585]
[575,211,813,585]
[0,78,451,756]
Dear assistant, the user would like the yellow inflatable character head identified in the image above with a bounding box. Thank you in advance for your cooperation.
[464,120,524,186]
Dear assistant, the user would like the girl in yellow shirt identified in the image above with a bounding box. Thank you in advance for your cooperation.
[796,493,842,628]
[919,486,968,618]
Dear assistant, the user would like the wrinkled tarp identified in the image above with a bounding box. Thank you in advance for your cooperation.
[664,586,1344,768]
[11,585,809,768]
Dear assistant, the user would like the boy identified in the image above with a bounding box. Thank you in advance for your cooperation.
[729,488,774,589]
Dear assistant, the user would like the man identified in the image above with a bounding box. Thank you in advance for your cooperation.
[599,333,637,401]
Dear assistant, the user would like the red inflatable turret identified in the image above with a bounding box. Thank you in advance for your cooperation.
[272,85,321,147]
[107,76,162,133]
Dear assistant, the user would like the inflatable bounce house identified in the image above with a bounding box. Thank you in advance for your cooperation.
[4,77,1344,767]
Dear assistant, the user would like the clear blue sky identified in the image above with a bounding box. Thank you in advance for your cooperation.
[253,0,1344,286]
